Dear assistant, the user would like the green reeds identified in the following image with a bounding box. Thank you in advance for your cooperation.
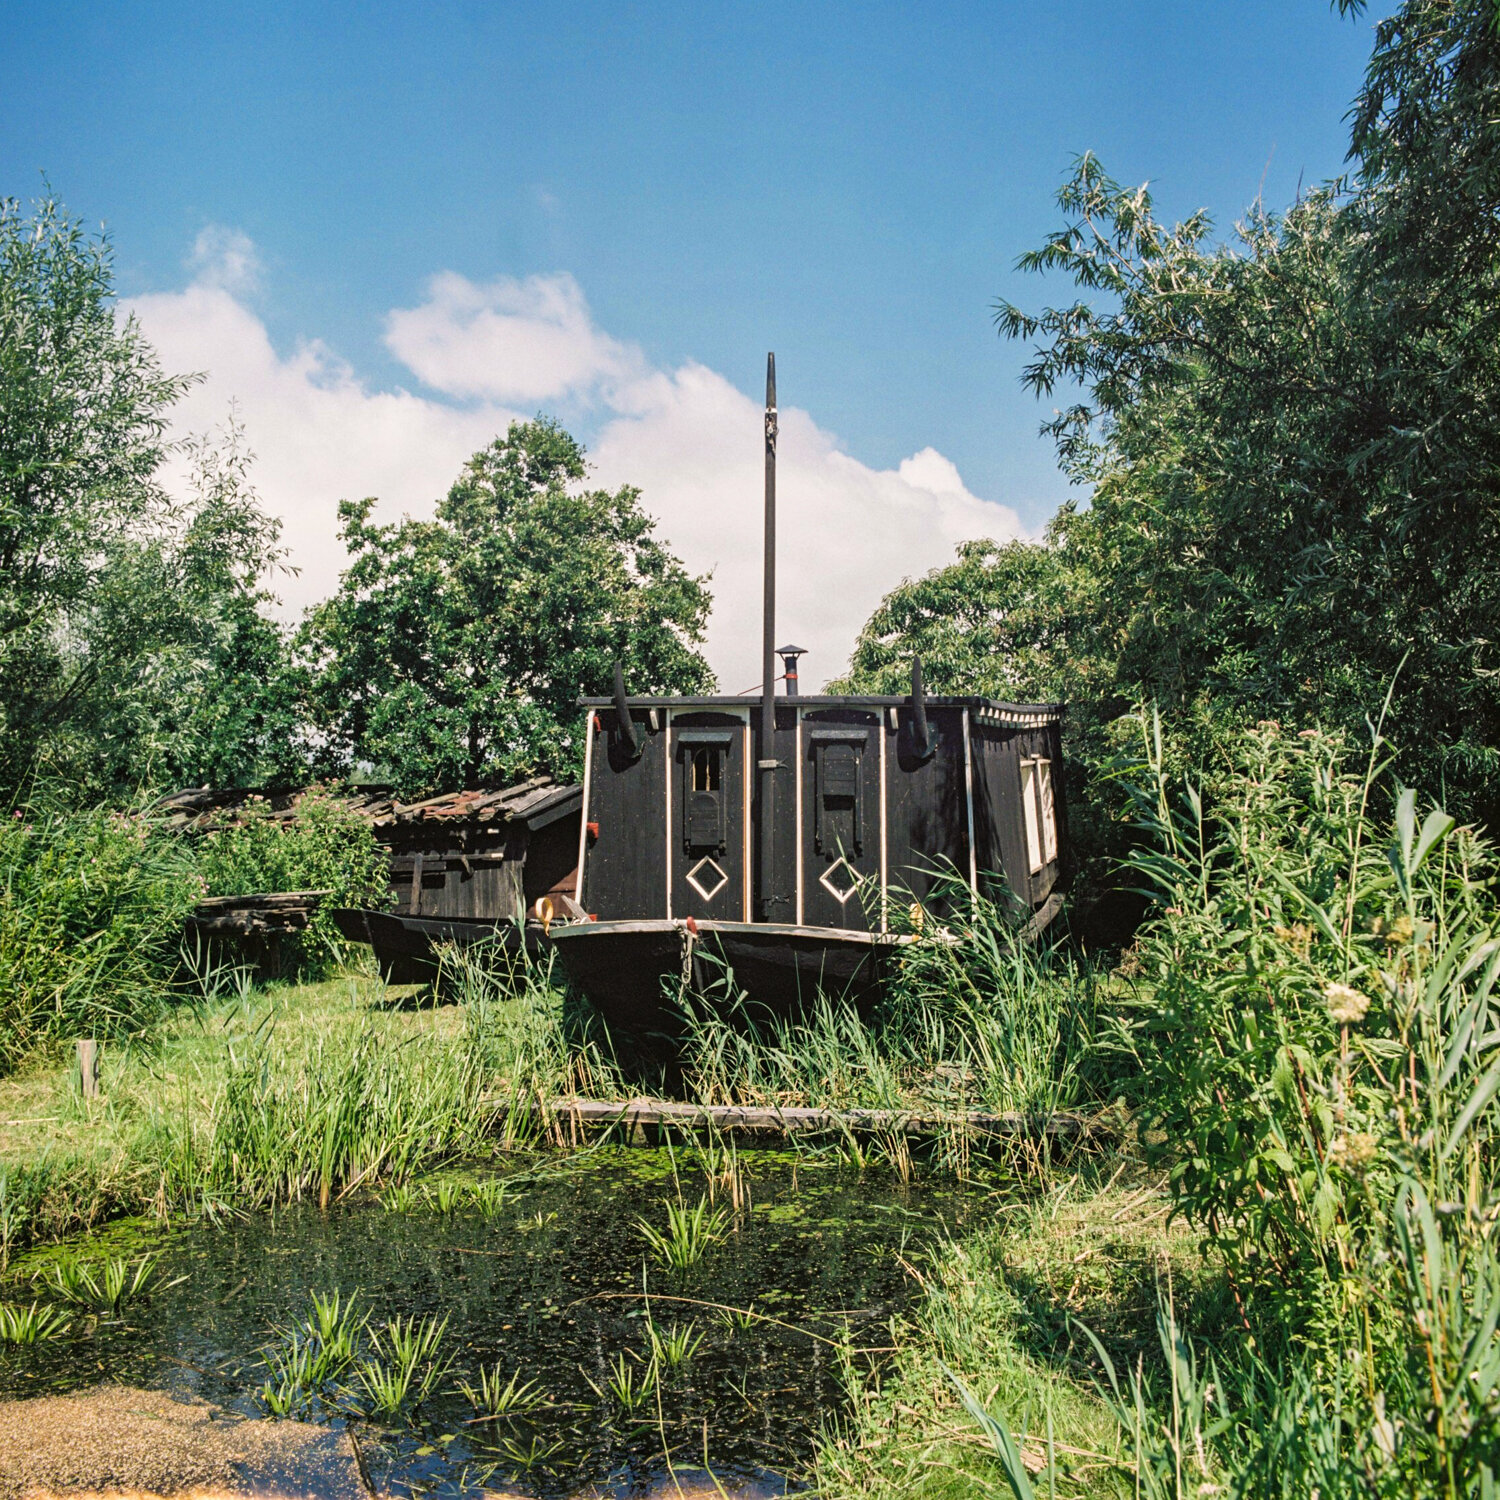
[646,1318,703,1368]
[586,1349,659,1415]
[636,1194,730,1271]
[714,1301,758,1333]
[354,1312,453,1416]
[426,1178,465,1214]
[379,1175,509,1216]
[259,1289,366,1417]
[258,1292,453,1422]
[459,1364,543,1419]
[0,1300,71,1342]
[38,1251,168,1316]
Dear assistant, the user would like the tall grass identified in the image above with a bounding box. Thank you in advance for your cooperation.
[678,876,1106,1121]
[1110,712,1500,1494]
[154,941,608,1209]
[821,714,1500,1499]
[438,937,624,1108]
[0,798,199,1068]
[159,1018,492,1209]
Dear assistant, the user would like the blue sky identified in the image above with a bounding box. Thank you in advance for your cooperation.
[1,1,1391,684]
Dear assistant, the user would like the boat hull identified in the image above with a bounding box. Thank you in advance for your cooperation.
[330,908,542,984]
[547,918,904,1032]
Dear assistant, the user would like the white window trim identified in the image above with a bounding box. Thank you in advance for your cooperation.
[1021,759,1043,875]
[1037,758,1058,865]
[1020,756,1057,875]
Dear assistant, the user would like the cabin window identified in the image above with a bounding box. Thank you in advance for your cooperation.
[690,746,721,794]
[1021,761,1042,873]
[678,730,733,854]
[1037,758,1058,864]
[685,747,725,851]
[811,732,866,856]
[1020,757,1057,874]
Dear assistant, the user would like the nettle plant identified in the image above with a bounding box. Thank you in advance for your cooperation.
[1122,712,1499,1488]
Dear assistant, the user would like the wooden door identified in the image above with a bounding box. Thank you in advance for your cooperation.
[799,707,884,930]
[668,711,750,922]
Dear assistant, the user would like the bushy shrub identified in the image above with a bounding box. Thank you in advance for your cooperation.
[0,801,199,1069]
[194,789,389,974]
[1119,712,1500,1493]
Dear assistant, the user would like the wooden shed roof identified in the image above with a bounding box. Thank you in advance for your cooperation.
[155,777,581,836]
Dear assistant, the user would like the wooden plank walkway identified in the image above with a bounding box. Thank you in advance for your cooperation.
[498,1096,1090,1139]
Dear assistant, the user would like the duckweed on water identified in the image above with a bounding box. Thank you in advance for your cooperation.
[0,1147,977,1496]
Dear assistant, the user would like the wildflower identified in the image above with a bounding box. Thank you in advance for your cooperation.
[1330,1132,1378,1171]
[1273,922,1312,956]
[1325,982,1371,1024]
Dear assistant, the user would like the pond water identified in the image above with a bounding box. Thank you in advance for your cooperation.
[1,1147,990,1497]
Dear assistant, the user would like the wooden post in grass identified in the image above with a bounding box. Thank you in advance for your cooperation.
[76,1039,98,1100]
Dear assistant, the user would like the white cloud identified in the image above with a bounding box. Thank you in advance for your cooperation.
[129,239,1027,689]
[127,283,515,615]
[384,271,641,405]
[186,225,262,294]
[587,365,1022,691]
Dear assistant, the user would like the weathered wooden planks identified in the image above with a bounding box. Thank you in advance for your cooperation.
[496,1095,1092,1140]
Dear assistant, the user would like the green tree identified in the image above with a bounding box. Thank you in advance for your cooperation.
[139,426,309,790]
[835,538,1075,701]
[989,0,1500,823]
[0,192,297,795]
[302,418,714,794]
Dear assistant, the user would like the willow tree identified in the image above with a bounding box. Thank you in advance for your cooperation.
[0,193,295,795]
[990,0,1500,821]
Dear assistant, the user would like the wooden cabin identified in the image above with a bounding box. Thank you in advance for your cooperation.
[374,780,581,923]
[334,779,582,981]
[160,779,582,983]
[550,685,1066,1024]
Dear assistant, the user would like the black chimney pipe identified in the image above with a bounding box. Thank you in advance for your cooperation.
[778,644,807,698]
[758,356,778,920]
[612,661,641,762]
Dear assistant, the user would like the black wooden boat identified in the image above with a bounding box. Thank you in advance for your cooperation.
[549,355,1067,1029]
[550,687,1065,1027]
[330,908,550,984]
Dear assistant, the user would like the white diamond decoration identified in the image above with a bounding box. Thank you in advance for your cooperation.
[819,856,861,905]
[686,856,729,903]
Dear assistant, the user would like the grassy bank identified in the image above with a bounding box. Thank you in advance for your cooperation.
[0,916,1104,1252]
[817,1170,1201,1499]
[0,952,611,1252]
